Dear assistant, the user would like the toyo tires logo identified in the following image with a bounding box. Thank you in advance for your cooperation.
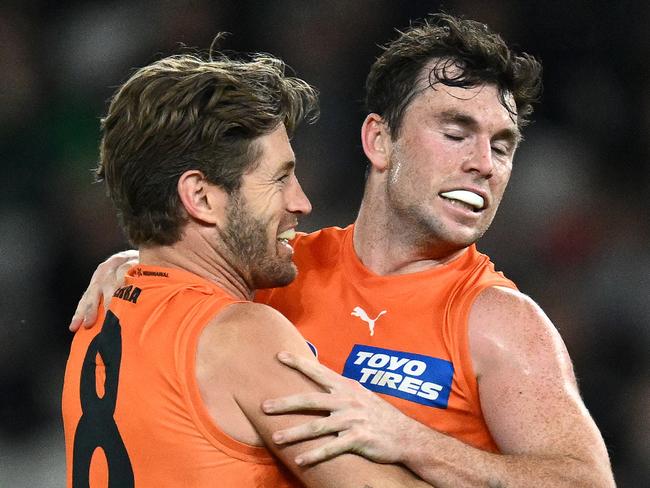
[342,345,454,408]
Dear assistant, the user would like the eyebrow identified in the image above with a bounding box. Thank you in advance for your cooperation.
[437,110,522,146]
[276,159,296,175]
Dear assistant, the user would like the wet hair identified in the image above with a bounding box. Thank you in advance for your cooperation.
[365,13,542,138]
[98,51,318,246]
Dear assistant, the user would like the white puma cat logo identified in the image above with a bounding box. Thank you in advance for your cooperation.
[351,306,387,336]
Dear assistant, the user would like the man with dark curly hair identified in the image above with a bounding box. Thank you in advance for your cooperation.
[71,14,615,487]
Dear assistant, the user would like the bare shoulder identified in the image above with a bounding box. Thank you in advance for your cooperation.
[468,286,572,380]
[198,304,437,486]
[215,300,297,332]
[195,302,322,448]
[466,286,614,480]
[470,285,550,328]
[200,301,312,369]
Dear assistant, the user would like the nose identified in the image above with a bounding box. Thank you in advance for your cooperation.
[462,137,494,178]
[286,174,312,215]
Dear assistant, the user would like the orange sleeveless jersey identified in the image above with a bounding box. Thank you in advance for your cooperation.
[256,225,516,453]
[62,265,300,487]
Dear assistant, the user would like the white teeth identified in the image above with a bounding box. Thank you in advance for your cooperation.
[440,190,485,210]
[277,229,296,240]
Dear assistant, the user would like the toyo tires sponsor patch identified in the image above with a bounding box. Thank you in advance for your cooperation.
[343,344,454,408]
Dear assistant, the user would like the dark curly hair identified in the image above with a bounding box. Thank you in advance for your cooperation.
[365,13,542,138]
[98,52,318,246]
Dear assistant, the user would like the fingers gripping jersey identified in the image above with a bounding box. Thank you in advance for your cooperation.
[256,225,517,453]
[62,266,300,487]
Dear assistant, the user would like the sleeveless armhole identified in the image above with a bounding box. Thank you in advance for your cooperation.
[445,278,517,420]
[176,297,276,464]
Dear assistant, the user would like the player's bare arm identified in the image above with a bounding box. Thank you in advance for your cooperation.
[69,253,615,486]
[264,287,615,488]
[457,286,614,487]
[198,301,431,488]
[262,351,421,466]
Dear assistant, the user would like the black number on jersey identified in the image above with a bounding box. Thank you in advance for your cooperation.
[72,310,134,487]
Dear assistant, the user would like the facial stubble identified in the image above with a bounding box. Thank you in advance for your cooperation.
[220,192,296,290]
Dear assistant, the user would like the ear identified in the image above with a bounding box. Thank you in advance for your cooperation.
[361,113,391,172]
[177,170,229,226]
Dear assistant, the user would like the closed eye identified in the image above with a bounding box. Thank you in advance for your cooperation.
[276,160,296,183]
[491,140,515,156]
[444,133,465,141]
[277,173,291,183]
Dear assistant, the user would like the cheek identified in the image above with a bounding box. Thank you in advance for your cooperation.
[262,196,287,235]
[495,163,512,185]
[489,166,512,200]
[424,141,461,175]
[248,187,282,215]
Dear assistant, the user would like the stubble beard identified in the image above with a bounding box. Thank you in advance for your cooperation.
[221,193,296,290]
[386,150,491,255]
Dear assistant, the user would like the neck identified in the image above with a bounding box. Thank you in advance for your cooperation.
[139,229,252,301]
[353,182,468,276]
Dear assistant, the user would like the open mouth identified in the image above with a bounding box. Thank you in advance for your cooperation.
[440,190,485,212]
[277,228,296,246]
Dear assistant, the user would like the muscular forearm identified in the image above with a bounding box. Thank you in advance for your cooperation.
[290,450,434,488]
[262,351,614,487]
[335,462,433,488]
[401,424,615,488]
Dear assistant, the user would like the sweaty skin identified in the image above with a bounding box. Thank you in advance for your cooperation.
[70,73,614,488]
[261,80,614,487]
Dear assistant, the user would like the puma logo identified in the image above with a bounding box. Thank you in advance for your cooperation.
[351,306,387,336]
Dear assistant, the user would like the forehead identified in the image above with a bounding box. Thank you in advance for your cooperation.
[251,124,295,172]
[406,64,518,131]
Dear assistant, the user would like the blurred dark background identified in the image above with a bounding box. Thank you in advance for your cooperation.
[1,1,648,486]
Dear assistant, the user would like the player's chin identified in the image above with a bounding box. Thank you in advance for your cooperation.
[443,219,489,246]
[273,262,298,287]
[253,261,297,289]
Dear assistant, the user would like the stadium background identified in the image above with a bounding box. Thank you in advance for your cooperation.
[1,1,648,486]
